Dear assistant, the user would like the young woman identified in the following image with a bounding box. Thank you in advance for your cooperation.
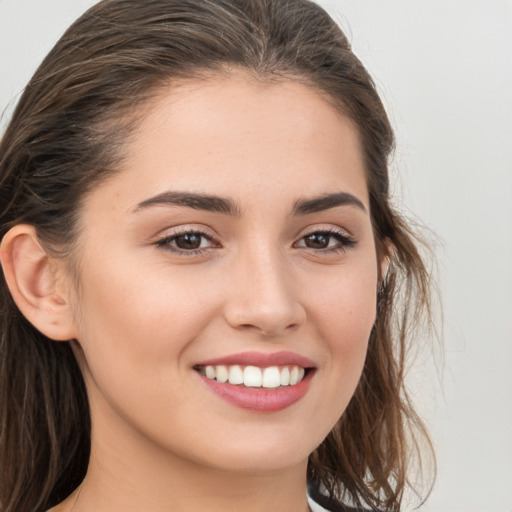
[0,1,434,511]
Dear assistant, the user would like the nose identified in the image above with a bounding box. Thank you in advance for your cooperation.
[223,250,306,337]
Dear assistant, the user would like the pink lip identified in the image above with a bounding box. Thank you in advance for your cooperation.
[197,370,314,413]
[194,351,316,413]
[195,351,315,368]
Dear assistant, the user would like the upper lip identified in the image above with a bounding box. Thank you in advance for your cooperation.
[195,351,316,368]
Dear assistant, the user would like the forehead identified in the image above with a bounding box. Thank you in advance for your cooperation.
[85,73,369,215]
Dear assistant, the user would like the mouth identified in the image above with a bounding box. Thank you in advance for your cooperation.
[193,351,316,412]
[194,364,310,389]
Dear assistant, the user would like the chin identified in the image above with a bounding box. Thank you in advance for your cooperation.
[185,424,323,475]
[205,448,309,475]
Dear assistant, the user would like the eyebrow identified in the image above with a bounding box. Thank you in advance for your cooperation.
[291,192,367,215]
[134,191,242,216]
[134,190,366,216]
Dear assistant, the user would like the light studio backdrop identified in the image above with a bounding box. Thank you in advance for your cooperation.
[1,1,511,511]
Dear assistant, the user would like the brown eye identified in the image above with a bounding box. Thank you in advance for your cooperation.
[156,230,217,254]
[303,233,330,249]
[174,233,203,250]
[295,230,356,252]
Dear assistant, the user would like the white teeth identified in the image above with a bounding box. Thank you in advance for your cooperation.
[205,365,215,379]
[280,367,291,386]
[215,365,229,383]
[244,366,262,387]
[202,364,307,388]
[228,365,243,385]
[289,366,299,385]
[262,366,281,388]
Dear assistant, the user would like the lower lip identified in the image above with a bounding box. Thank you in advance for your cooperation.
[198,371,314,413]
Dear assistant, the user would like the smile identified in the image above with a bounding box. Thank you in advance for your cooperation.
[196,364,306,389]
[194,351,315,412]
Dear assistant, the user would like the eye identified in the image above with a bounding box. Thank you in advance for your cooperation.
[294,229,356,252]
[155,229,219,254]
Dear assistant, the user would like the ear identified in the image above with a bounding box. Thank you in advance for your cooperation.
[0,224,78,341]
[378,237,394,287]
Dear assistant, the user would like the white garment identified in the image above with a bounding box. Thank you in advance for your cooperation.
[307,494,331,512]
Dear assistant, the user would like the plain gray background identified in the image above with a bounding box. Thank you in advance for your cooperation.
[1,1,511,511]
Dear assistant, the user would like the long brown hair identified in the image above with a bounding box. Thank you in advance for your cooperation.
[0,1,435,511]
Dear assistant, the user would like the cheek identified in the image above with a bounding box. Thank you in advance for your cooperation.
[71,263,215,435]
[294,259,377,442]
[78,255,207,334]
[73,258,216,388]
[308,259,378,342]
[305,258,377,388]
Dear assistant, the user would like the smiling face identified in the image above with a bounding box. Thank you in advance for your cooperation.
[68,73,382,477]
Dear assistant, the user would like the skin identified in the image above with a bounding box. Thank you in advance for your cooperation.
[42,73,384,512]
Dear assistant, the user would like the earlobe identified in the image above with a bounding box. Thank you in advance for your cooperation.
[0,224,78,341]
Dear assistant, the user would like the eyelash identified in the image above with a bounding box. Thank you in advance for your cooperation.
[155,228,219,255]
[155,228,356,255]
[293,229,357,253]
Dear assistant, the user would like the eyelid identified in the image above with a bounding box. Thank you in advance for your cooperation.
[293,226,357,251]
[154,225,221,255]
[296,223,354,239]
[152,224,357,256]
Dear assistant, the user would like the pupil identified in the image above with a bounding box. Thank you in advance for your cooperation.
[306,233,328,249]
[176,233,201,249]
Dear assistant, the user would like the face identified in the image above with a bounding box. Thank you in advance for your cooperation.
[69,74,382,475]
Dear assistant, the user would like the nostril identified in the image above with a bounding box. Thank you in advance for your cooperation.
[222,280,306,335]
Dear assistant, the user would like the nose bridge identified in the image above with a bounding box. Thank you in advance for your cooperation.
[224,239,304,335]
